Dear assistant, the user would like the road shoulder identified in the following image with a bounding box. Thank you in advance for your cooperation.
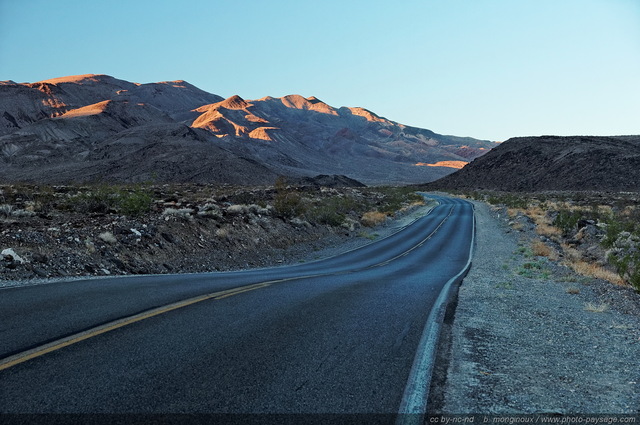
[434,200,640,414]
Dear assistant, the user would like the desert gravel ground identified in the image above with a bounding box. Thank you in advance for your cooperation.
[434,200,640,414]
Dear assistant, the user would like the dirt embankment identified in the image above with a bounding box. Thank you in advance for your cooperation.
[0,183,424,284]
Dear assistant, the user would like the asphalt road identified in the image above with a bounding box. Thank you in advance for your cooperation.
[0,195,474,416]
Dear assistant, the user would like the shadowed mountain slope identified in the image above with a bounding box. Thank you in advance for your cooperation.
[0,74,496,185]
[429,135,640,192]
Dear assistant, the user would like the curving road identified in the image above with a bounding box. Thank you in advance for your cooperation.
[0,195,474,417]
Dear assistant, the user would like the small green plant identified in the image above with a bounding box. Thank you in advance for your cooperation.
[516,246,533,258]
[358,232,378,240]
[117,187,153,216]
[486,193,529,209]
[367,186,423,214]
[306,204,344,226]
[60,184,153,217]
[608,251,640,292]
[495,281,514,290]
[273,177,306,219]
[517,260,550,279]
[552,209,583,234]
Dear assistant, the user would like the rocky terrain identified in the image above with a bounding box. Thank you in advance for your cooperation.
[454,191,640,291]
[0,180,426,283]
[428,135,640,192]
[0,74,497,186]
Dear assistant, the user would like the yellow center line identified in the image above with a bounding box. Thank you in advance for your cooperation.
[0,282,270,371]
[0,205,455,372]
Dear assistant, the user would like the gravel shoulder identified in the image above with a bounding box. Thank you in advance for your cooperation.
[435,200,640,414]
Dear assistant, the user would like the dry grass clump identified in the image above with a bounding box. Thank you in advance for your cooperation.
[507,208,521,218]
[531,240,559,261]
[560,243,625,285]
[568,260,625,286]
[584,302,609,313]
[536,223,563,238]
[561,243,583,262]
[523,205,547,223]
[361,211,387,227]
[510,221,524,231]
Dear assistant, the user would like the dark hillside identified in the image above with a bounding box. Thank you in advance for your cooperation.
[428,135,640,192]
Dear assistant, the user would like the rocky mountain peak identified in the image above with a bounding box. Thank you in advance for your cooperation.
[0,74,497,185]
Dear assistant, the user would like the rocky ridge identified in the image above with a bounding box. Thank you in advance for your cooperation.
[429,135,640,192]
[0,74,497,186]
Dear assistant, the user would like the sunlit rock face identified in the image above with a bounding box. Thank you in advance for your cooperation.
[0,74,497,185]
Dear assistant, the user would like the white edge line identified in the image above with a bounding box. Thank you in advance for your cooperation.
[396,200,476,424]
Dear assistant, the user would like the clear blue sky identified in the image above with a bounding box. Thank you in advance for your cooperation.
[1,0,638,141]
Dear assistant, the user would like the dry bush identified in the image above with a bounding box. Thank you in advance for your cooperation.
[568,260,625,286]
[524,206,547,225]
[559,242,625,285]
[584,302,609,313]
[510,222,524,231]
[98,232,117,244]
[536,223,563,238]
[561,243,583,262]
[507,208,521,218]
[531,240,559,260]
[161,208,194,221]
[361,211,387,227]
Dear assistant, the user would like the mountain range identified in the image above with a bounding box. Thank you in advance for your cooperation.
[428,135,640,192]
[0,74,496,185]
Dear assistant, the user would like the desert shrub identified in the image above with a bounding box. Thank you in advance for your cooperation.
[98,232,117,244]
[373,187,423,214]
[227,204,248,215]
[361,211,387,227]
[306,195,365,226]
[273,177,307,218]
[274,191,306,218]
[0,204,13,217]
[65,187,115,213]
[117,188,153,217]
[375,187,425,215]
[305,203,344,226]
[531,240,558,260]
[552,209,583,234]
[535,223,563,238]
[162,208,194,221]
[608,252,632,279]
[486,194,529,209]
[630,269,640,292]
[606,241,640,292]
[61,185,153,216]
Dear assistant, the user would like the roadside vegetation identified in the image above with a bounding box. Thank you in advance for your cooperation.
[0,181,425,280]
[449,190,640,292]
